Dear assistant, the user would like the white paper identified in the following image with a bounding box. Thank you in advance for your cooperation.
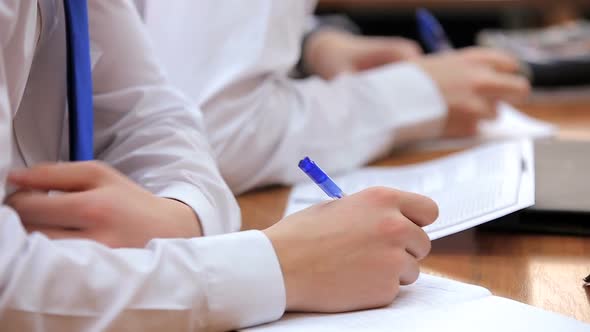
[241,274,490,332]
[412,102,555,151]
[242,274,590,332]
[285,140,535,240]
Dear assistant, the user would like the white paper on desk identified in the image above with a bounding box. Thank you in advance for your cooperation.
[241,274,589,332]
[285,140,535,240]
[412,102,555,151]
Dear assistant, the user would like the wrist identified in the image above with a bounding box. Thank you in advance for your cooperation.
[159,198,203,238]
[263,227,303,311]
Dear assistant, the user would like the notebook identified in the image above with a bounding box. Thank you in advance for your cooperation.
[242,274,589,332]
[285,140,535,240]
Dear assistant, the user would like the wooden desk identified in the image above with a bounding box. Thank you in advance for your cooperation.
[238,102,590,323]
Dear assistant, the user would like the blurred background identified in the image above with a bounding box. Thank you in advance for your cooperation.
[316,0,590,49]
[316,0,590,100]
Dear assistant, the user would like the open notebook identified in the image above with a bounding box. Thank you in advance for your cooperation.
[242,274,589,331]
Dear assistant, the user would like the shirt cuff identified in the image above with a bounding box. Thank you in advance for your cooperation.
[155,183,236,236]
[196,230,287,329]
[362,62,448,144]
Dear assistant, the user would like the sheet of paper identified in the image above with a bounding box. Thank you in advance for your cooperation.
[242,274,590,332]
[411,102,555,151]
[285,140,535,240]
[403,296,590,332]
[241,274,490,332]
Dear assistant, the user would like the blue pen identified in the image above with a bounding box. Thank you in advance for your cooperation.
[298,157,346,199]
[416,8,453,53]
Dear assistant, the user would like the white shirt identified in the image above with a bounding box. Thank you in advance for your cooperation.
[0,1,285,330]
[137,0,448,194]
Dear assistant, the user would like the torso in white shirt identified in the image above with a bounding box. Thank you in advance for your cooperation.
[10,1,104,195]
[139,0,316,105]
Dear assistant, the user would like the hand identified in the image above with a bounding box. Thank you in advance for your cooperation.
[412,47,531,138]
[263,187,437,313]
[6,161,202,248]
[304,29,422,80]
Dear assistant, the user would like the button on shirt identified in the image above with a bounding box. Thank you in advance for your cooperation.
[0,1,286,330]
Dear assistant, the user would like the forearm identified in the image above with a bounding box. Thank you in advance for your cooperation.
[94,89,239,236]
[205,62,447,194]
[0,211,285,331]
[90,0,240,236]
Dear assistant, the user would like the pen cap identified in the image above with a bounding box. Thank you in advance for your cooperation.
[299,157,345,199]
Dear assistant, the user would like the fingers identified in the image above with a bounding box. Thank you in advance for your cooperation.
[474,71,530,104]
[399,252,421,285]
[360,187,434,258]
[6,190,89,229]
[462,48,531,104]
[25,224,82,240]
[462,47,521,73]
[392,219,426,286]
[8,161,111,192]
[398,213,432,260]
[398,192,439,228]
[453,47,530,105]
[378,211,431,261]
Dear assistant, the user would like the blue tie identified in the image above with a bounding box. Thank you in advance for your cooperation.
[64,0,94,161]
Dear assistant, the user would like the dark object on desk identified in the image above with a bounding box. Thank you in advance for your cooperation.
[484,139,590,236]
[528,58,590,87]
[584,274,590,287]
[478,21,590,87]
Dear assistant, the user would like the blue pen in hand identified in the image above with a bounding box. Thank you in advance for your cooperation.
[417,8,532,79]
[299,157,346,199]
[416,8,453,53]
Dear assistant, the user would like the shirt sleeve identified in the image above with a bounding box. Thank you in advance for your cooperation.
[0,215,286,331]
[0,3,286,330]
[134,0,446,194]
[205,63,447,194]
[134,0,447,195]
[88,0,239,235]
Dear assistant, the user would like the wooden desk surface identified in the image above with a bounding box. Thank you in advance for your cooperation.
[238,101,590,323]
